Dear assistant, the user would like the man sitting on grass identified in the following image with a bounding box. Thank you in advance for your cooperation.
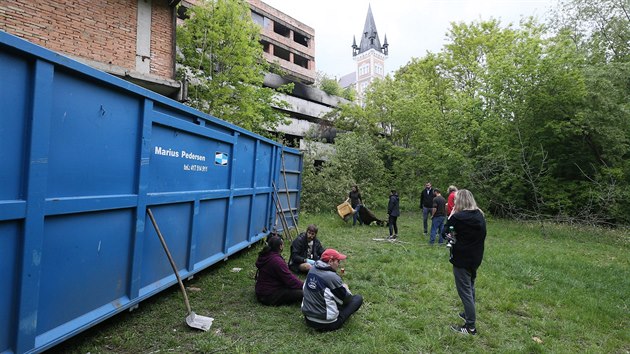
[288,224,325,273]
[301,249,363,331]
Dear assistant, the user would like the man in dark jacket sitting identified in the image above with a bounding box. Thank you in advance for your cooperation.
[289,224,325,273]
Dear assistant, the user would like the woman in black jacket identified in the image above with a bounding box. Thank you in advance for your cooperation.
[387,190,400,239]
[445,189,486,335]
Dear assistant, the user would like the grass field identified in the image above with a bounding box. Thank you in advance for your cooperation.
[49,211,630,353]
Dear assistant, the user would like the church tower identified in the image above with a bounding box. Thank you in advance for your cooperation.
[352,5,388,102]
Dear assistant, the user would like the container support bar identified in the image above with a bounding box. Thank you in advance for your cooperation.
[16,59,54,353]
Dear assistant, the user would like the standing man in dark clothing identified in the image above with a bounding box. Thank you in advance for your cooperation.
[420,182,434,235]
[387,190,400,240]
[288,224,325,273]
[348,185,363,226]
[429,189,447,244]
[445,189,486,335]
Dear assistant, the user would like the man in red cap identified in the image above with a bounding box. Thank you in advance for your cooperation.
[301,248,363,331]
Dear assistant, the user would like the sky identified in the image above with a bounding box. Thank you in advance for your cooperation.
[262,0,559,79]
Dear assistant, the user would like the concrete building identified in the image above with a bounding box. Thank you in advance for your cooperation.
[245,0,347,150]
[179,0,345,150]
[339,5,388,104]
[248,0,315,85]
[0,0,183,99]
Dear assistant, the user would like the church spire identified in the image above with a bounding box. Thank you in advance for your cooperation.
[382,34,389,55]
[357,4,384,55]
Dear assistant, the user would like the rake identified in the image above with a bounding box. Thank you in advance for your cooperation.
[147,208,214,331]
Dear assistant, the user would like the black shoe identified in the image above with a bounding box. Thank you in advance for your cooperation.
[450,324,477,335]
[458,312,466,320]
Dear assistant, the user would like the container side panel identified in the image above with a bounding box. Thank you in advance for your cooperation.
[233,136,256,189]
[0,221,20,352]
[255,143,273,187]
[228,196,252,247]
[280,173,301,191]
[0,51,29,201]
[149,124,231,193]
[196,198,228,262]
[252,194,269,235]
[282,151,302,171]
[153,104,234,137]
[141,203,192,288]
[48,72,141,198]
[37,210,133,334]
[0,31,300,354]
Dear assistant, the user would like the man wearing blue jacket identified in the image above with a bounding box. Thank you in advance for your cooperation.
[301,249,363,331]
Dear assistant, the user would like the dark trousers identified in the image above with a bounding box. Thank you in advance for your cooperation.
[257,288,303,306]
[388,215,398,236]
[305,295,363,331]
[422,207,431,233]
[453,266,477,327]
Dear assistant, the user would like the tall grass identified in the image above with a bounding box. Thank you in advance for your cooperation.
[49,212,630,353]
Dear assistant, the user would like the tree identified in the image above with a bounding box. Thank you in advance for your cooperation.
[553,0,630,63]
[176,0,289,134]
[301,132,389,212]
[315,71,355,101]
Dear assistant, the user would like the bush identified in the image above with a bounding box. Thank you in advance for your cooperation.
[301,132,389,212]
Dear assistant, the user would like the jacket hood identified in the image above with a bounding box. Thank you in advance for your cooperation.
[256,251,280,269]
[314,260,334,271]
[457,209,485,226]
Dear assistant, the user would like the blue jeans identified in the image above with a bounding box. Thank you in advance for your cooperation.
[353,205,363,226]
[429,215,445,244]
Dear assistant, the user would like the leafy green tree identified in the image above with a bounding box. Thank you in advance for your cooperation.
[553,0,630,63]
[176,0,288,134]
[303,10,629,226]
[301,132,389,212]
[318,75,341,96]
[316,72,355,101]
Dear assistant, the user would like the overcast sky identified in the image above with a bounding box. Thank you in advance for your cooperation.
[262,0,559,79]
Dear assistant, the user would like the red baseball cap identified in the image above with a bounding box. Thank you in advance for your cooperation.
[320,249,347,262]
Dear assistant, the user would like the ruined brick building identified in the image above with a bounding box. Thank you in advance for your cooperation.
[1,0,346,150]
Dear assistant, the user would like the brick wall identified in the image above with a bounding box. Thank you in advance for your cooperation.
[150,1,175,78]
[0,0,174,79]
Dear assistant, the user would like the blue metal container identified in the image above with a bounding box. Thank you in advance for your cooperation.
[0,31,302,354]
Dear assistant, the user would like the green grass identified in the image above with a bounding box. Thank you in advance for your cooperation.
[49,212,630,353]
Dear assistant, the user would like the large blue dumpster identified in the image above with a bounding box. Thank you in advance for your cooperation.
[0,30,302,354]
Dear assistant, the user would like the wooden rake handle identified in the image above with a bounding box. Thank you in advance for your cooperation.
[147,208,193,315]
